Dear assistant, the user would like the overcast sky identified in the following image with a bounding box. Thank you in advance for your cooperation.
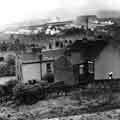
[0,0,120,27]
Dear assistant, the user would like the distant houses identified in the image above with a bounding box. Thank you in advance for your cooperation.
[65,39,108,82]
[65,37,120,82]
[40,35,120,84]
[21,33,120,84]
[41,36,120,84]
[1,16,119,84]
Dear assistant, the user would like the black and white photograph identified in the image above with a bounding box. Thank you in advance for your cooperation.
[0,0,120,120]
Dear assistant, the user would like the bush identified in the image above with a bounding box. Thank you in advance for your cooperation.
[5,79,18,95]
[0,62,8,76]
[5,54,15,66]
[42,73,54,83]
[13,83,45,105]
[0,85,7,96]
[0,54,16,76]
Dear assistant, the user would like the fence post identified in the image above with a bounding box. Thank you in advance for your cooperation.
[16,55,23,82]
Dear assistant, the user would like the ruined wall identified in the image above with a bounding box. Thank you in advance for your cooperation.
[70,52,84,65]
[54,56,76,86]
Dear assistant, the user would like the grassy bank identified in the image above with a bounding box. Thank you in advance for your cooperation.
[0,87,120,120]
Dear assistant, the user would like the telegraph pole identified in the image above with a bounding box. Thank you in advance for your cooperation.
[15,41,23,83]
[39,52,43,80]
[86,16,89,30]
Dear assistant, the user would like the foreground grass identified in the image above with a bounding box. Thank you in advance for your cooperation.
[1,88,120,119]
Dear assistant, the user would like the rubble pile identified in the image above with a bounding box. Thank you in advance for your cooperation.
[43,110,120,120]
[0,107,36,120]
[1,106,120,120]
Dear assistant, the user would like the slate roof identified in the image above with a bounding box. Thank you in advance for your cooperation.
[66,39,108,60]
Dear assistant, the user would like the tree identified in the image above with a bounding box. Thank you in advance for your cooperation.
[0,42,8,51]
[5,54,15,66]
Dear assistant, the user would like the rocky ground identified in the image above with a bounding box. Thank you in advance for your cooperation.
[0,88,120,120]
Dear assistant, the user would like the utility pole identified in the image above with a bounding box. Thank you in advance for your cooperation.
[15,44,23,83]
[83,16,89,82]
[16,54,23,82]
[86,16,89,30]
[39,52,43,80]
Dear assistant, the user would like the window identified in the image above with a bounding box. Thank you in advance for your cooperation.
[55,41,59,47]
[69,40,72,44]
[49,43,52,49]
[60,42,63,48]
[46,63,52,73]
[88,61,94,74]
[79,64,84,75]
[79,61,94,75]
[0,57,4,62]
[65,40,68,43]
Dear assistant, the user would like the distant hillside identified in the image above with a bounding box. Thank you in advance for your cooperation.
[2,9,120,34]
[98,10,120,18]
[1,17,68,33]
[0,33,10,41]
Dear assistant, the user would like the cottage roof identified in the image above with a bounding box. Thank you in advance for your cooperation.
[66,39,108,60]
[41,48,65,59]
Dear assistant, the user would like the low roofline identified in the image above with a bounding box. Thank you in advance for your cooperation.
[66,39,108,52]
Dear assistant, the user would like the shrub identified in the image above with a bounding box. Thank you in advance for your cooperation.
[13,83,45,105]
[0,62,8,76]
[5,79,18,87]
[5,79,18,95]
[0,85,7,96]
[0,54,16,76]
[5,54,15,66]
[42,73,54,83]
